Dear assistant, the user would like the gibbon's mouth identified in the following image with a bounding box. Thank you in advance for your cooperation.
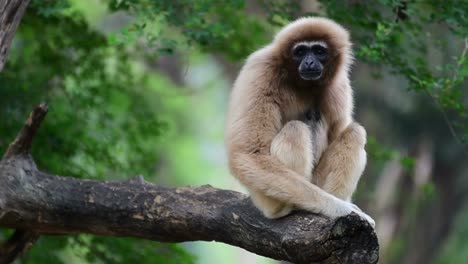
[299,70,322,81]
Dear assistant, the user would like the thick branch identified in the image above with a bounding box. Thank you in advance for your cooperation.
[0,158,378,263]
[0,0,30,71]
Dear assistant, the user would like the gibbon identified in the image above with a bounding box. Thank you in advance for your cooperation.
[225,17,375,227]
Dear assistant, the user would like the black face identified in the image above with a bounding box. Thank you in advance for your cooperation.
[291,43,329,81]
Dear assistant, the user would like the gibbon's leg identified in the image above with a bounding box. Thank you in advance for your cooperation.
[234,152,375,226]
[313,122,367,201]
[250,120,313,219]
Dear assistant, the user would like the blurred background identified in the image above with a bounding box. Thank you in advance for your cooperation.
[0,0,467,263]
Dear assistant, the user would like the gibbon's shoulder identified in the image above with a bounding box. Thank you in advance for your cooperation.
[243,44,277,65]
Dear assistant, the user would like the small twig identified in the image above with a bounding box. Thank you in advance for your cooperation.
[425,91,468,156]
[442,38,467,153]
[452,38,468,83]
[393,0,408,23]
[2,103,48,159]
[0,230,39,264]
[421,38,468,156]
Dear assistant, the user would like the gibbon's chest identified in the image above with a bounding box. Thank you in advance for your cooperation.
[302,108,329,167]
[279,90,329,165]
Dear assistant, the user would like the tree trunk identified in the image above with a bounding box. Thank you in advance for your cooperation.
[0,0,30,71]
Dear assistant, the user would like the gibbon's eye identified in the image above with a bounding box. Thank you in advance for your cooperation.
[293,45,308,57]
[312,45,327,56]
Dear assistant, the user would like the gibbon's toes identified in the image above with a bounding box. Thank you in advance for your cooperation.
[346,202,375,228]
[347,202,363,213]
[355,210,376,228]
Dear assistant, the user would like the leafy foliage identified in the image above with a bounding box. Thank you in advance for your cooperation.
[317,0,468,144]
[107,0,268,60]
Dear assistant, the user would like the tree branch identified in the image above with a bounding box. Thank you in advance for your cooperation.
[0,103,47,263]
[3,103,48,159]
[0,105,379,263]
[0,229,38,264]
[0,0,30,71]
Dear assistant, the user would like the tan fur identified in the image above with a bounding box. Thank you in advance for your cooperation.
[251,120,312,218]
[225,17,374,226]
[313,123,367,201]
[271,121,313,178]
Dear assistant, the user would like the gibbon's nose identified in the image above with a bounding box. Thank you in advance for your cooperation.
[304,57,315,68]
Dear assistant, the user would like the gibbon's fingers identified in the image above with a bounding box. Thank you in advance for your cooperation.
[313,122,367,201]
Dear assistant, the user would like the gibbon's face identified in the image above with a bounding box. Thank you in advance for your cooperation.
[290,41,329,81]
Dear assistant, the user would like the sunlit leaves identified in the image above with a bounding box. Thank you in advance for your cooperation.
[107,0,268,60]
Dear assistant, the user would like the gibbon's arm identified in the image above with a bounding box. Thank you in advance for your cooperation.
[227,98,364,219]
[249,120,313,219]
[313,122,367,201]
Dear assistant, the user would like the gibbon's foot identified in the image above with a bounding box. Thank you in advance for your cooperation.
[249,191,294,219]
[322,196,375,228]
[263,205,293,219]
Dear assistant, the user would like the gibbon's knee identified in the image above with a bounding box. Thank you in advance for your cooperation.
[270,120,313,178]
[318,122,367,201]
